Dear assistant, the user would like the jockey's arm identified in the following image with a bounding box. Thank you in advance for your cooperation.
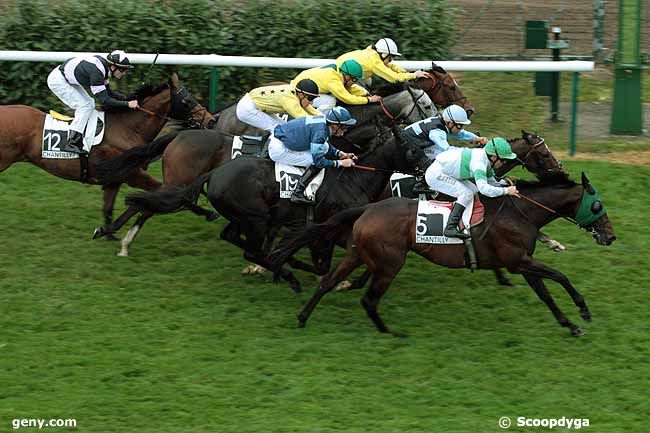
[310,140,342,168]
[370,57,417,83]
[329,80,369,105]
[106,85,128,101]
[94,88,129,110]
[473,169,508,197]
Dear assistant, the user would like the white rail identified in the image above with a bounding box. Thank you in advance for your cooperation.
[0,51,594,72]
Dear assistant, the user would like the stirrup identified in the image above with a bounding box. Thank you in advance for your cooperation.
[290,192,314,205]
[62,143,87,155]
[443,227,469,239]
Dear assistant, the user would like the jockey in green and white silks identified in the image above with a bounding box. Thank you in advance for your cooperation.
[424,137,520,238]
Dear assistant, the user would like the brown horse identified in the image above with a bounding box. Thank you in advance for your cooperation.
[272,172,616,337]
[0,73,212,230]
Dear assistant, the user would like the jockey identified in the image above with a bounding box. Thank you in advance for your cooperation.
[404,104,488,192]
[290,60,382,113]
[268,106,358,205]
[47,50,139,154]
[236,79,322,132]
[424,137,519,239]
[336,37,427,85]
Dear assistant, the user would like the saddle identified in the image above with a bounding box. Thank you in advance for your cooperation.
[231,134,271,160]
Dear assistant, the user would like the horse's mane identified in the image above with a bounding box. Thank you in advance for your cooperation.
[372,81,406,97]
[516,172,576,189]
[127,82,169,101]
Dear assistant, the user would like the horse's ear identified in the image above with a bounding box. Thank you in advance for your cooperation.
[521,129,529,138]
[581,172,591,190]
[170,72,180,88]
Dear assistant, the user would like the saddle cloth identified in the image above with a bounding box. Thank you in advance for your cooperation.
[231,134,270,159]
[415,196,485,244]
[274,164,325,200]
[42,110,105,159]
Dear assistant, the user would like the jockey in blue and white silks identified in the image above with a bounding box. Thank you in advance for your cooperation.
[268,106,358,204]
[404,104,487,160]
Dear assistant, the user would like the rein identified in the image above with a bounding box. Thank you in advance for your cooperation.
[510,192,579,227]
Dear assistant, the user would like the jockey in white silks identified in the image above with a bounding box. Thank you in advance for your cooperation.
[424,137,520,238]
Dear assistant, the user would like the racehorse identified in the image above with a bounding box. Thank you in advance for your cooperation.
[92,88,436,256]
[119,124,426,291]
[271,172,616,337]
[0,73,212,231]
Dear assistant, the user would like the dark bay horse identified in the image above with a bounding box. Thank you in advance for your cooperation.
[92,88,436,256]
[0,73,212,230]
[120,125,426,291]
[272,173,616,337]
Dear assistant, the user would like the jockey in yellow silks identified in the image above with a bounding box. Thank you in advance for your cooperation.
[336,38,427,83]
[236,79,322,132]
[290,60,382,113]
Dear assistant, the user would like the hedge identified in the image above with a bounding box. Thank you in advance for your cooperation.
[0,0,457,111]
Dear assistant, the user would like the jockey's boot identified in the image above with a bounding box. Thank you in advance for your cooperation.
[62,130,87,155]
[290,165,320,205]
[412,176,432,194]
[443,203,470,239]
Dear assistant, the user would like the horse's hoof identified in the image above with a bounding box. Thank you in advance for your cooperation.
[92,227,105,239]
[571,327,585,337]
[297,319,306,328]
[104,234,120,241]
[290,282,302,294]
[581,311,592,322]
[241,265,255,276]
[117,251,129,258]
[498,278,514,287]
[334,281,353,292]
[206,211,220,222]
[392,332,409,339]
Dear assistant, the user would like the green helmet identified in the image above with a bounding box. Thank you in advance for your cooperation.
[339,60,363,79]
[485,137,517,160]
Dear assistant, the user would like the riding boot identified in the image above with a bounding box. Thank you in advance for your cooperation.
[443,203,470,239]
[290,165,320,205]
[412,176,432,194]
[62,130,87,155]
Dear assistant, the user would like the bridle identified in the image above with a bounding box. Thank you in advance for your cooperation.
[137,84,213,129]
[492,136,563,177]
[378,86,429,124]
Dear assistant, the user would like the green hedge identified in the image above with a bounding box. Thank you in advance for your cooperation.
[0,0,457,111]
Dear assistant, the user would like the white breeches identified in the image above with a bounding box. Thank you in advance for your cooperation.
[236,93,286,132]
[47,67,95,134]
[425,161,477,208]
[312,94,336,113]
[268,135,313,167]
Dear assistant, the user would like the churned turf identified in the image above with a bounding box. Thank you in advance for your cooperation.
[0,156,648,433]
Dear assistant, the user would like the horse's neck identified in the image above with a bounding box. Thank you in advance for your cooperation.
[505,184,582,228]
[382,92,409,116]
[106,101,167,143]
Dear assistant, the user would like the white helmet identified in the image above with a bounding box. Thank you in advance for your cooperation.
[374,38,401,57]
[442,104,471,125]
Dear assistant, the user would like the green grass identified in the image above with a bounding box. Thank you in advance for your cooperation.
[453,67,650,152]
[0,156,648,432]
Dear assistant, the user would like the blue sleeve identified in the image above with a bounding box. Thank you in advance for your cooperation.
[310,131,339,168]
[428,129,451,152]
[453,130,478,142]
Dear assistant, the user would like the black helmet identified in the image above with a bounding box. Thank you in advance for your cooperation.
[106,50,134,69]
[295,79,319,99]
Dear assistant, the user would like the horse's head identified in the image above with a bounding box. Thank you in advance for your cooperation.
[381,87,434,125]
[416,62,475,118]
[493,130,566,178]
[168,73,215,128]
[576,172,616,246]
[138,73,214,129]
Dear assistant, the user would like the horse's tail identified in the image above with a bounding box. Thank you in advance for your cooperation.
[270,206,368,268]
[125,172,211,214]
[94,132,178,183]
